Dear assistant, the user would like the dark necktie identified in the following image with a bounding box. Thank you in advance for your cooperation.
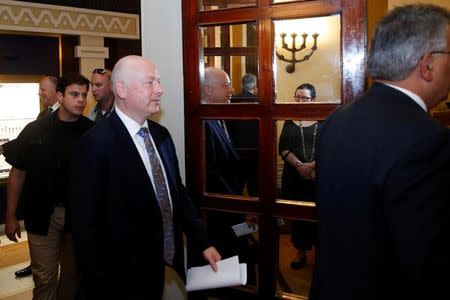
[48,107,53,114]
[137,127,175,265]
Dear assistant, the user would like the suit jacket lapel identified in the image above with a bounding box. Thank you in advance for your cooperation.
[209,120,239,159]
[109,111,154,189]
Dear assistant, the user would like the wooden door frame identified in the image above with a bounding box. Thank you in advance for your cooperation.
[182,0,366,298]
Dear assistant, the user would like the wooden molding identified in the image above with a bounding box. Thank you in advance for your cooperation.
[0,0,139,39]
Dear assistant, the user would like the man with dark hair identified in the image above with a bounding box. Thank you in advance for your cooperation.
[310,4,450,300]
[4,72,94,300]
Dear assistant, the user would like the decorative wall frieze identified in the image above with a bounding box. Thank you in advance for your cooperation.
[0,0,139,39]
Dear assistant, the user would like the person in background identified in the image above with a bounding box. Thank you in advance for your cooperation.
[70,56,220,299]
[228,73,259,196]
[310,4,450,300]
[89,68,114,122]
[234,73,258,101]
[4,73,94,300]
[3,74,76,279]
[37,75,60,119]
[279,83,319,269]
[5,75,60,279]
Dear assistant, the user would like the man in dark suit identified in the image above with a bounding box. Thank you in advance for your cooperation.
[202,67,243,195]
[310,4,450,300]
[229,73,259,196]
[70,55,220,299]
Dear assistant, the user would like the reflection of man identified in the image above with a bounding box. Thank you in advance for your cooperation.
[37,76,60,119]
[4,73,94,299]
[310,4,450,300]
[89,68,114,122]
[202,67,243,194]
[200,67,258,286]
[228,73,259,196]
[70,56,220,299]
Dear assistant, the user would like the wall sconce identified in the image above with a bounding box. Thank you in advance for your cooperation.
[276,32,319,73]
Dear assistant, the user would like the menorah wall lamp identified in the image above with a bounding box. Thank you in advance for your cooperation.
[276,32,319,73]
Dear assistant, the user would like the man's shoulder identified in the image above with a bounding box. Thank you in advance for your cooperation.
[78,115,95,128]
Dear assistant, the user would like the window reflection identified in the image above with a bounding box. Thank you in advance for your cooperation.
[199,22,258,104]
[204,119,259,196]
[276,217,317,298]
[274,15,341,103]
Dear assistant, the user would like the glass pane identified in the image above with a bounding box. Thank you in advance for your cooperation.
[199,22,258,104]
[275,119,320,203]
[205,210,259,288]
[0,82,40,179]
[274,15,341,103]
[277,217,317,298]
[199,0,256,11]
[203,119,259,196]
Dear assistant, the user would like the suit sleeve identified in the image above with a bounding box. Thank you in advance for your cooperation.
[70,134,109,299]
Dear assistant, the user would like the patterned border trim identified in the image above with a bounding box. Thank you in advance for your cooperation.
[0,0,139,39]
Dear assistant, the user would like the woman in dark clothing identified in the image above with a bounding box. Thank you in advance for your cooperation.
[279,83,319,269]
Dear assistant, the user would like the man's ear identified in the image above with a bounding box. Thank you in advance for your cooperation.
[57,91,64,103]
[419,54,433,82]
[115,81,126,99]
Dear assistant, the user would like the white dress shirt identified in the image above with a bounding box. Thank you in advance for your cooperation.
[383,83,427,112]
[115,106,173,211]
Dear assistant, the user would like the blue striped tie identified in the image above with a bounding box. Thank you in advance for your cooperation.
[137,127,175,265]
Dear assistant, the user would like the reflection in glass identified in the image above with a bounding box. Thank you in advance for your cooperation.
[276,217,317,298]
[199,0,256,11]
[274,15,341,103]
[205,210,259,289]
[204,119,259,196]
[199,22,258,104]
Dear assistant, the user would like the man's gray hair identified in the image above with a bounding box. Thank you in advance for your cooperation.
[242,73,257,91]
[367,4,450,81]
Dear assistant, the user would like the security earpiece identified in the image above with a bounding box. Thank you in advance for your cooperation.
[427,64,433,70]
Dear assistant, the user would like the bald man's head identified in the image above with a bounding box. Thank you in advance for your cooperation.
[202,67,234,104]
[111,55,164,124]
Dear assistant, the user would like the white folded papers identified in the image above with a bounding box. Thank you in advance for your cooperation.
[186,256,247,292]
[231,222,258,237]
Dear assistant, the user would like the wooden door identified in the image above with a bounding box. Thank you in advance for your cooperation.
[182,0,366,298]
